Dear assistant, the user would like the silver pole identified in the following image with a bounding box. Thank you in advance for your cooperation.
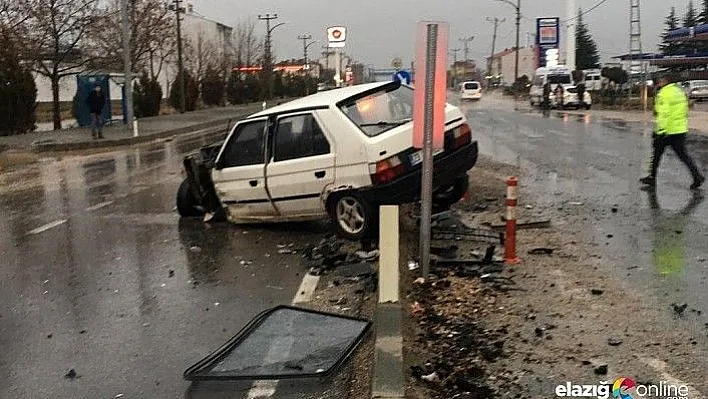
[419,23,438,280]
[121,0,134,131]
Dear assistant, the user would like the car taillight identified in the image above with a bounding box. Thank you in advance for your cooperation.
[452,123,472,149]
[370,155,406,185]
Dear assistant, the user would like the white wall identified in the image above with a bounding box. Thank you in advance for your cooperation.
[34,71,130,110]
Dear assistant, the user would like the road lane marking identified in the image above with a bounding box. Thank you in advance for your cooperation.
[292,274,320,304]
[641,357,705,399]
[26,219,67,235]
[245,273,321,398]
[85,201,114,211]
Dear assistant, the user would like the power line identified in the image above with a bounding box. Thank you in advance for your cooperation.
[561,0,609,23]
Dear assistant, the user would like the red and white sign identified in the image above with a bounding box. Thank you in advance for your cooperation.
[327,26,346,48]
[413,21,449,149]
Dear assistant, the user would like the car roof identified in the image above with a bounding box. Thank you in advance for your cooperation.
[247,82,393,119]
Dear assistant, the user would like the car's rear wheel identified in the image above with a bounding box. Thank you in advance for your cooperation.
[327,192,377,240]
[177,178,204,217]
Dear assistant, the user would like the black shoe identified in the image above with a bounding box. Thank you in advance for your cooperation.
[690,175,705,190]
[639,176,656,186]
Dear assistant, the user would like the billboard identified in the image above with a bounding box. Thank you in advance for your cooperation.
[327,26,346,48]
[536,17,560,68]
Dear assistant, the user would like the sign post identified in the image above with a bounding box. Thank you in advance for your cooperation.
[327,26,346,87]
[413,21,449,279]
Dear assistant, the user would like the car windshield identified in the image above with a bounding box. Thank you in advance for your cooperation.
[548,74,572,84]
[339,84,414,137]
[464,82,479,90]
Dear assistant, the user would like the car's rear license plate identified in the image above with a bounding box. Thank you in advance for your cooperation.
[410,149,443,166]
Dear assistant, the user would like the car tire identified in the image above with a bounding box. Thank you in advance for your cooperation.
[177,178,204,217]
[585,104,591,110]
[327,191,377,240]
[433,175,469,212]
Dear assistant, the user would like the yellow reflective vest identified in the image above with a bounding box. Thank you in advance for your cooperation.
[655,83,688,135]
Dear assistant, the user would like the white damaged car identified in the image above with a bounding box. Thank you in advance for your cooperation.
[177,81,479,239]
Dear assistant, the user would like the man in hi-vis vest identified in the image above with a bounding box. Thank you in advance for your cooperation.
[640,76,704,190]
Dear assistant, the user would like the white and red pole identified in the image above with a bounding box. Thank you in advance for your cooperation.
[505,176,521,264]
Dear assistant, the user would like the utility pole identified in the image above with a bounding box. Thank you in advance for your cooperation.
[459,36,474,62]
[496,0,521,84]
[173,0,186,113]
[450,48,460,88]
[258,13,283,100]
[486,17,506,80]
[121,0,134,129]
[298,34,317,94]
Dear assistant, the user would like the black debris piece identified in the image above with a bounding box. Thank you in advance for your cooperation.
[169,270,175,278]
[591,289,604,296]
[430,244,459,259]
[594,364,609,375]
[528,247,554,255]
[607,338,623,346]
[65,369,78,379]
[672,303,688,316]
[581,360,592,365]
[534,327,544,337]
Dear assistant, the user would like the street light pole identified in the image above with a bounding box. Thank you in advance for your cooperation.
[450,48,460,88]
[173,0,186,113]
[495,0,521,84]
[298,34,317,95]
[121,0,134,129]
[486,17,506,81]
[258,13,284,101]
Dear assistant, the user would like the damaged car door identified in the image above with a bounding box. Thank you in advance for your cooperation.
[212,118,277,220]
[265,112,335,218]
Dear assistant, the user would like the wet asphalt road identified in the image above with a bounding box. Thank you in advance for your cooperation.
[0,134,334,398]
[460,95,708,344]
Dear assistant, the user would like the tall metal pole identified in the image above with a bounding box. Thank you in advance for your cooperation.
[487,17,505,80]
[459,36,474,62]
[174,0,186,113]
[121,0,134,127]
[566,0,576,71]
[419,23,439,280]
[450,48,460,88]
[514,0,521,83]
[259,14,280,100]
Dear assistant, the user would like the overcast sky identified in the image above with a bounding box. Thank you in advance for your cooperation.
[191,0,696,67]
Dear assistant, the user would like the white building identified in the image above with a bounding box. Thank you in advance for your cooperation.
[487,46,538,84]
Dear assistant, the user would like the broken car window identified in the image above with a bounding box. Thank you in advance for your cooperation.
[220,120,266,168]
[273,114,330,162]
[340,84,414,137]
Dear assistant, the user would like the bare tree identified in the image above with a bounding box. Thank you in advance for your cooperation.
[184,30,220,82]
[232,17,262,69]
[23,0,100,130]
[89,0,174,78]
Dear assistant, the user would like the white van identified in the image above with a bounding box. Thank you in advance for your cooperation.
[460,81,482,101]
[529,66,573,106]
[582,69,603,91]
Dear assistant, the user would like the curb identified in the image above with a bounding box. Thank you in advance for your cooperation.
[371,304,404,399]
[29,113,251,153]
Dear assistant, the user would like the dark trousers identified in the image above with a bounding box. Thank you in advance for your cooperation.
[650,133,703,181]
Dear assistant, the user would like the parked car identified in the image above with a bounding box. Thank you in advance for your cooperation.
[460,81,482,101]
[176,81,479,240]
[562,86,592,110]
[687,84,708,102]
[680,80,708,99]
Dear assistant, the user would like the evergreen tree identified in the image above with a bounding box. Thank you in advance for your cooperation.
[0,31,37,135]
[685,0,699,27]
[201,66,225,107]
[169,69,199,112]
[575,9,601,70]
[660,7,682,56]
[133,72,162,118]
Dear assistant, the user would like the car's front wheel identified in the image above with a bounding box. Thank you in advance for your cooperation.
[177,178,204,217]
[327,192,377,240]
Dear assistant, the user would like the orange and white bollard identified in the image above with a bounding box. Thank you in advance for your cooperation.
[505,176,521,264]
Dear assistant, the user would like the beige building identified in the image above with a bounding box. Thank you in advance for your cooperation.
[487,46,538,84]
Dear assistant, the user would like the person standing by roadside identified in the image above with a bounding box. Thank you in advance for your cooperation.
[640,75,705,190]
[87,85,106,139]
